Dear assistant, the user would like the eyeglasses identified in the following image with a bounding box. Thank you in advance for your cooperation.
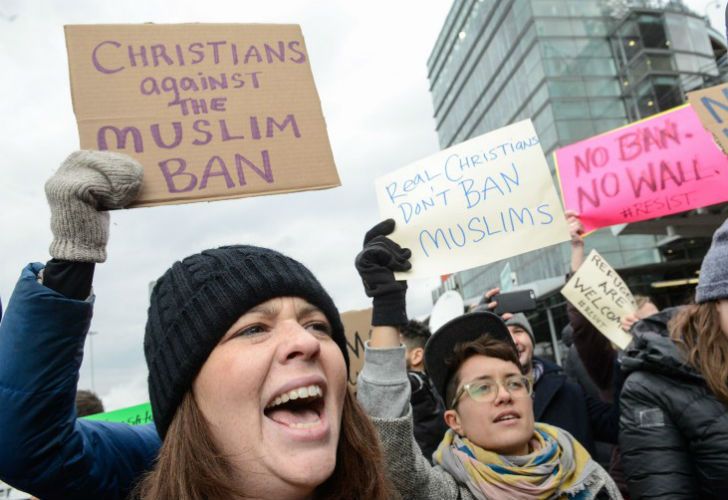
[450,375,533,408]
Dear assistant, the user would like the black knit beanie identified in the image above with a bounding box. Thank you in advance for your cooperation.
[144,245,348,439]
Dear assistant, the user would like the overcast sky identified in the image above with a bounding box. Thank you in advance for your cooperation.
[1,0,724,410]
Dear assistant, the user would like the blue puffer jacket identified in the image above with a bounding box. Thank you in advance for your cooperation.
[0,264,161,500]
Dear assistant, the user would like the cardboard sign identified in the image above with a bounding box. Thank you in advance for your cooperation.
[555,104,728,233]
[65,24,340,207]
[687,82,728,154]
[83,402,153,426]
[561,250,635,349]
[376,120,569,279]
[341,308,373,390]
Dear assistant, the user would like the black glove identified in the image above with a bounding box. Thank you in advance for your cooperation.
[355,219,411,326]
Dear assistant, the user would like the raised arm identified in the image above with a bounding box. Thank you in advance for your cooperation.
[0,151,160,500]
[354,219,461,499]
[566,210,585,274]
[354,218,411,418]
[564,210,616,395]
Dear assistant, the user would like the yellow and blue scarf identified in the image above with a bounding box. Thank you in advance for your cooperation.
[434,423,609,499]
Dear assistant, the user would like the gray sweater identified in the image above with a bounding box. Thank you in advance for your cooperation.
[357,344,622,500]
[357,344,467,499]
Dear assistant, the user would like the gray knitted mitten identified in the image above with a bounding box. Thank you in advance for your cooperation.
[45,150,143,263]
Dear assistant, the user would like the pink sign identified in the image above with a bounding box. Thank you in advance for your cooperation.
[555,104,728,233]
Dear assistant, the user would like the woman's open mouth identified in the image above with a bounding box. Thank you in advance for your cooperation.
[264,384,328,435]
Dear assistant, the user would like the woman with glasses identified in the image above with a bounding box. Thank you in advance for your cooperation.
[354,220,622,499]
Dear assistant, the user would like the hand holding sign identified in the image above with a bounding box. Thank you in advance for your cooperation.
[375,120,569,279]
[354,219,411,327]
[45,150,143,263]
[565,210,586,273]
[565,210,585,246]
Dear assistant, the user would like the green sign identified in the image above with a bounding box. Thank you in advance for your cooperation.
[82,402,153,426]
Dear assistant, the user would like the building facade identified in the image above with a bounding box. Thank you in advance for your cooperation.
[427,0,728,353]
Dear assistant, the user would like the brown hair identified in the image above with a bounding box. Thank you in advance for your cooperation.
[670,302,728,406]
[444,336,523,409]
[134,389,395,499]
[75,389,104,417]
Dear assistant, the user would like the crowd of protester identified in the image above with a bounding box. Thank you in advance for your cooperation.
[0,150,726,499]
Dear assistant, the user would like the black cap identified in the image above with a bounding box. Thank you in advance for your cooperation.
[424,311,516,402]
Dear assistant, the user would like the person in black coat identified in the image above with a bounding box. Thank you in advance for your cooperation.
[400,319,448,462]
[527,344,618,457]
[620,218,728,499]
[560,324,602,400]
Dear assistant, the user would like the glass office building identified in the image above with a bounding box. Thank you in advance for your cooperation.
[427,0,728,348]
